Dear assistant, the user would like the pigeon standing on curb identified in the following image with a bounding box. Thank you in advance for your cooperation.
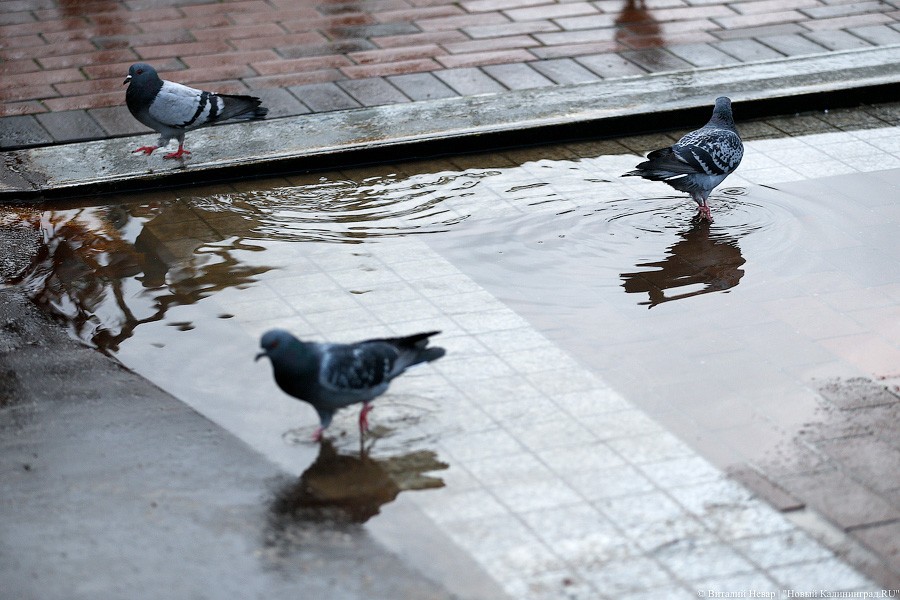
[623,96,743,221]
[123,62,268,160]
[255,329,446,441]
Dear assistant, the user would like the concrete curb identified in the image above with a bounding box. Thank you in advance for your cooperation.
[2,45,900,202]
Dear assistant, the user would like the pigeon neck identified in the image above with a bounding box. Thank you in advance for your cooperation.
[709,104,735,129]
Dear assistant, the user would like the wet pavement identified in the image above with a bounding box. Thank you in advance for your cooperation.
[3,0,900,147]
[0,289,488,600]
[2,104,899,597]
[2,1,900,597]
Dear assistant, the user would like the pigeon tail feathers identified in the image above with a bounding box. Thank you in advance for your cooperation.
[624,147,698,180]
[376,330,446,368]
[216,94,269,122]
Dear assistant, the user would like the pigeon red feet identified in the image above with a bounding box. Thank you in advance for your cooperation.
[312,426,324,442]
[132,146,158,155]
[358,403,372,434]
[163,145,191,160]
[698,204,713,221]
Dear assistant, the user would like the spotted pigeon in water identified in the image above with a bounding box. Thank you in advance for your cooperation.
[255,329,445,441]
[123,62,268,160]
[624,96,743,221]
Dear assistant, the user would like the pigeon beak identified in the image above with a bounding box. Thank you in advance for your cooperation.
[123,75,132,85]
[254,351,266,362]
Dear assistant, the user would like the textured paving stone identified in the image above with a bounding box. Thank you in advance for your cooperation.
[757,33,830,55]
[34,110,106,143]
[0,115,52,148]
[818,377,899,410]
[666,42,743,67]
[86,105,151,137]
[337,77,410,107]
[528,58,600,84]
[576,53,647,77]
[432,67,507,95]
[249,87,311,119]
[714,38,786,61]
[851,521,900,574]
[287,82,361,112]
[804,29,877,50]
[387,72,458,101]
[481,63,555,90]
[618,48,694,72]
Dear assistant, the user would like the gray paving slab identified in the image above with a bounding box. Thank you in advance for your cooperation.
[758,33,832,56]
[433,67,508,95]
[576,52,648,77]
[249,87,312,119]
[287,82,361,113]
[529,58,601,85]
[714,38,786,62]
[338,77,411,107]
[481,62,555,90]
[0,115,52,149]
[619,48,695,72]
[4,46,900,200]
[88,105,153,137]
[666,42,744,68]
[34,110,106,143]
[805,29,877,51]
[0,288,485,600]
[388,72,459,102]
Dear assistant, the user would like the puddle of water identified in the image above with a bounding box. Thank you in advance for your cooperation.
[269,440,446,524]
[2,123,899,517]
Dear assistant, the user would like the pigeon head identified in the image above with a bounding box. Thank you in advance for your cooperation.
[710,96,735,128]
[256,329,299,362]
[123,62,159,86]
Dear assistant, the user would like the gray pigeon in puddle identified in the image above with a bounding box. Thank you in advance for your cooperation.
[124,62,267,160]
[255,329,445,441]
[624,96,743,221]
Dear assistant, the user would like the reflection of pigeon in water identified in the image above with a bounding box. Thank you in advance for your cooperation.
[624,96,743,220]
[256,329,445,441]
[620,219,746,307]
[269,440,447,523]
[124,62,267,160]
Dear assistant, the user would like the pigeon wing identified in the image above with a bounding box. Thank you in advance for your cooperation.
[319,343,399,392]
[147,80,224,130]
[672,127,743,176]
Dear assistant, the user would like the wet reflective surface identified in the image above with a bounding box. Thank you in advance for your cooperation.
[619,217,745,308]
[2,116,900,533]
[269,440,446,524]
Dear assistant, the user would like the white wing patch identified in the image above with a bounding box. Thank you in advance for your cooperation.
[149,81,221,129]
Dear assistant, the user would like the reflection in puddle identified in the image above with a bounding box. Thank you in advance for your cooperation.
[620,218,745,308]
[616,0,662,50]
[211,172,486,244]
[5,204,272,353]
[2,169,486,352]
[268,440,446,524]
[2,158,783,359]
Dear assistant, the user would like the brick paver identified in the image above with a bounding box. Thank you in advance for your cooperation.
[2,0,900,147]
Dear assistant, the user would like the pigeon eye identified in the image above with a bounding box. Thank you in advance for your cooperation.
[136,68,144,75]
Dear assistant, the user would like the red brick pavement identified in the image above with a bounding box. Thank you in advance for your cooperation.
[2,0,900,146]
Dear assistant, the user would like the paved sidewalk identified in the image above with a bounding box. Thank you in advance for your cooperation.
[2,1,900,597]
[3,0,900,147]
[3,106,898,596]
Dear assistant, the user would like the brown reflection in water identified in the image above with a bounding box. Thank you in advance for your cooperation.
[58,0,129,44]
[620,219,745,308]
[269,440,446,524]
[8,201,272,353]
[616,0,662,50]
